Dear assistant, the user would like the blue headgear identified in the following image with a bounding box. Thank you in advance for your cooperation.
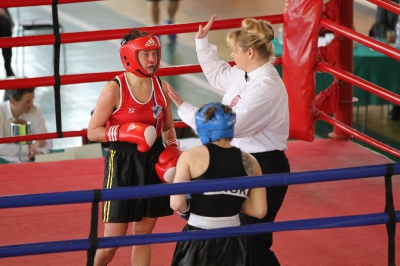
[195,102,236,144]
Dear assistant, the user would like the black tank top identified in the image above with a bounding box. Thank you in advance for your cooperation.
[190,143,249,217]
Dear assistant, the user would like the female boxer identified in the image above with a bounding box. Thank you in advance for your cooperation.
[170,102,267,266]
[88,29,180,266]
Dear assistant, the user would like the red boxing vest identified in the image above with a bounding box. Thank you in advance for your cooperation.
[107,73,167,137]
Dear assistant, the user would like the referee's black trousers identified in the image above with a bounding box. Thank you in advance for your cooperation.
[240,150,290,266]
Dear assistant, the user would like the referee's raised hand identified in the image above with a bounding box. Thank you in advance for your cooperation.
[196,14,217,39]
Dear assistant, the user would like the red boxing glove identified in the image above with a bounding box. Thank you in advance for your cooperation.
[105,122,156,152]
[155,139,181,183]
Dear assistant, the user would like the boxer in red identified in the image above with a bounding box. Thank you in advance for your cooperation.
[87,29,180,266]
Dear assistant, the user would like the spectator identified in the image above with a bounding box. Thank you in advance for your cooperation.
[146,0,180,41]
[0,8,15,77]
[0,88,52,162]
[369,0,399,39]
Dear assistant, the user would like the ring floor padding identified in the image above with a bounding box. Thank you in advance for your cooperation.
[0,139,399,266]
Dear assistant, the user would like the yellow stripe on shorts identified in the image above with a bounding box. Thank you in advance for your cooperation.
[103,150,116,222]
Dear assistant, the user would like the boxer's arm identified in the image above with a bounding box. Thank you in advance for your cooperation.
[240,152,267,219]
[88,81,119,142]
[156,102,181,182]
[155,80,182,181]
[242,187,267,219]
[170,151,191,212]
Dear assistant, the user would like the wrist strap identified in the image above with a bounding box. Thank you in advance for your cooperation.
[166,137,180,148]
[105,125,121,142]
[177,199,191,216]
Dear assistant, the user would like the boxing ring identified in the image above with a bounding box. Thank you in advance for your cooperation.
[1,0,400,265]
[0,163,399,263]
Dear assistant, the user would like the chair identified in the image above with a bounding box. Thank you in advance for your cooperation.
[17,19,67,75]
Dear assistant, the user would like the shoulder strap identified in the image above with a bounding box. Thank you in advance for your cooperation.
[152,75,167,108]
[109,78,120,87]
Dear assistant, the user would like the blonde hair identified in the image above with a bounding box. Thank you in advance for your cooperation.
[227,18,275,63]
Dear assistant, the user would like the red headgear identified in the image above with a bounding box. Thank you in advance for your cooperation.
[119,36,161,78]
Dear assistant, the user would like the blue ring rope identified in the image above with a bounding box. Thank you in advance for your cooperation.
[0,212,398,258]
[1,163,399,209]
[0,163,399,259]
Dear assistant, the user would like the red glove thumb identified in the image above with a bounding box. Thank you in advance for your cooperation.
[155,144,181,183]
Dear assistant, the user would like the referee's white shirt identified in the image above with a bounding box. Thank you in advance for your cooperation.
[178,36,289,154]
